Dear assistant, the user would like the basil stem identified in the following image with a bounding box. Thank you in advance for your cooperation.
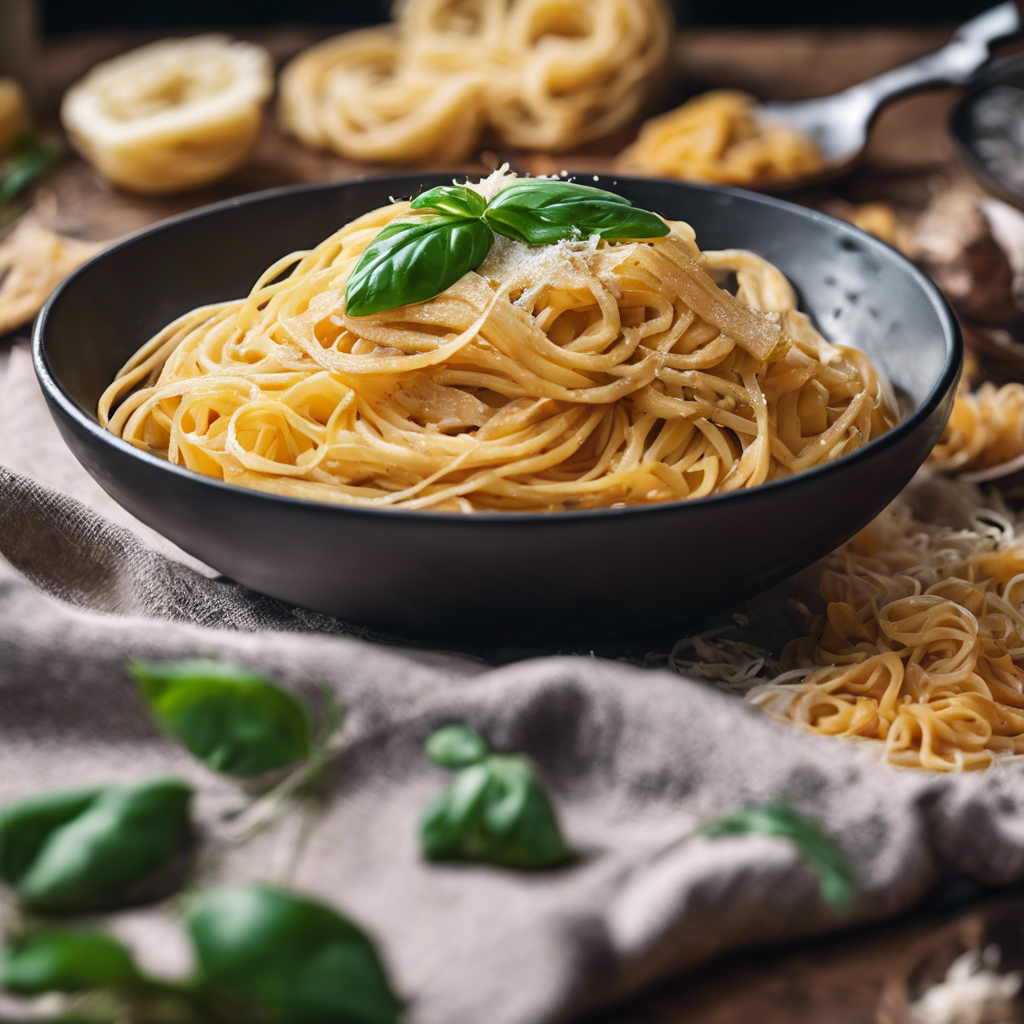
[186,884,402,1024]
[701,801,854,909]
[345,214,494,318]
[0,930,140,994]
[129,659,315,777]
[410,184,486,219]
[420,727,573,870]
[0,778,192,911]
[484,180,670,244]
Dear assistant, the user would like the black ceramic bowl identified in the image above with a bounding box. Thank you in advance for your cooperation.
[34,175,960,643]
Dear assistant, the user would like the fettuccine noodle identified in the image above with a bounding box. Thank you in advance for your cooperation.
[99,172,895,512]
[279,0,673,162]
[618,90,825,188]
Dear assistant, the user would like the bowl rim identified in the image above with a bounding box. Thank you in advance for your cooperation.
[33,172,963,527]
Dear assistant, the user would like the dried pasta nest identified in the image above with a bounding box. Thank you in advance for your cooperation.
[617,90,825,188]
[60,35,273,195]
[279,0,673,164]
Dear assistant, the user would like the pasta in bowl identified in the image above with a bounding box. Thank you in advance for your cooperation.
[34,175,959,640]
[97,171,896,512]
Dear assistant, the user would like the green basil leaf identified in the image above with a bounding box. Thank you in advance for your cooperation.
[0,787,103,885]
[0,132,61,210]
[186,884,402,1024]
[129,659,314,777]
[0,930,139,995]
[425,726,489,769]
[701,801,854,909]
[410,184,486,219]
[344,214,494,318]
[1,778,193,911]
[420,749,572,869]
[485,180,669,244]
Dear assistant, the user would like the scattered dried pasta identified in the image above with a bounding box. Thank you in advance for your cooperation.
[748,492,1024,771]
[0,215,104,334]
[279,0,673,163]
[60,35,273,195]
[930,379,1024,473]
[617,90,825,188]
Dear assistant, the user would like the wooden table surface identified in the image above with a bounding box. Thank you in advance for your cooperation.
[22,23,1024,1024]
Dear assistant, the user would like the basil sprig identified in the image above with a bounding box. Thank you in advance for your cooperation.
[344,178,669,317]
[186,884,402,1024]
[420,726,573,870]
[701,801,854,909]
[129,659,315,777]
[0,778,192,911]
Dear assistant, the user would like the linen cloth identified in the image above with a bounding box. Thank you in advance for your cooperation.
[3,338,1024,1024]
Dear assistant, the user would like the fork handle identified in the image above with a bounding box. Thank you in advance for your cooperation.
[839,2,1022,112]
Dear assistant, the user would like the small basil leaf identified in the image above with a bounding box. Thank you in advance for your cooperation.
[420,750,572,869]
[344,215,494,318]
[0,930,139,995]
[425,726,490,769]
[5,778,193,911]
[485,180,669,244]
[129,659,314,777]
[701,801,854,909]
[410,184,486,219]
[186,884,402,1024]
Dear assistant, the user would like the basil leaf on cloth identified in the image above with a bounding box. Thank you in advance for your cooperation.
[484,180,670,244]
[410,184,486,219]
[425,725,489,769]
[344,214,494,318]
[0,778,192,911]
[186,884,402,1024]
[702,801,855,909]
[420,728,573,870]
[0,930,140,995]
[129,659,314,777]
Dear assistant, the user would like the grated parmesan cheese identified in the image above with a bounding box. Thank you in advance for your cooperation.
[910,946,1021,1024]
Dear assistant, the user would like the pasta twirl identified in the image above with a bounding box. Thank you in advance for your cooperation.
[99,173,895,513]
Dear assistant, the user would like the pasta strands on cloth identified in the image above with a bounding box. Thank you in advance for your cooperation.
[929,378,1024,473]
[279,0,673,162]
[9,344,1024,1021]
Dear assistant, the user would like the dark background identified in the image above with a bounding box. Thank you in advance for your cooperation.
[42,0,999,33]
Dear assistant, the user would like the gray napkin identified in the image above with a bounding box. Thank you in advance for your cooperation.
[3,339,1024,1024]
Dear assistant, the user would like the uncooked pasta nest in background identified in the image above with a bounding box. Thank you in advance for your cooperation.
[279,0,674,164]
[60,35,273,194]
[617,90,825,188]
